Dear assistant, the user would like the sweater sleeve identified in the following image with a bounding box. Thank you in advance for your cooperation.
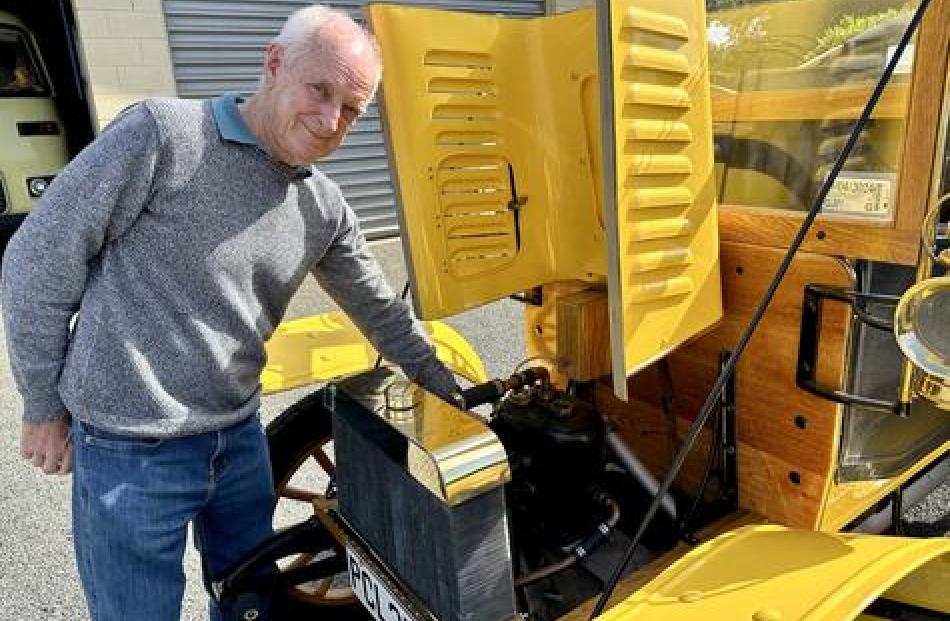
[1,103,161,423]
[311,198,458,401]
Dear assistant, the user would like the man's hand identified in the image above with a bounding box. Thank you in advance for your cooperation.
[21,418,72,475]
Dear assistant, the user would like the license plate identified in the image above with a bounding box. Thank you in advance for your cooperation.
[822,174,894,219]
[347,543,421,621]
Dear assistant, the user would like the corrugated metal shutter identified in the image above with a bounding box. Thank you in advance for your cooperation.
[161,0,546,238]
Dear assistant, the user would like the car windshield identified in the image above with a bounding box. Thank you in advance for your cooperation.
[0,26,49,97]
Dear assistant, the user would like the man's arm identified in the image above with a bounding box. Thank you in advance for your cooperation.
[2,103,161,472]
[311,198,458,401]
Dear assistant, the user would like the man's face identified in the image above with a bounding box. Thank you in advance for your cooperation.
[262,33,379,166]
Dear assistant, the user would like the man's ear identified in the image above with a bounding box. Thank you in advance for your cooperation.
[263,43,283,85]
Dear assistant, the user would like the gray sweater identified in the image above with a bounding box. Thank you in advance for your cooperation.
[2,97,454,437]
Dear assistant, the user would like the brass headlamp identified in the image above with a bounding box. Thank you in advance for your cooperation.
[895,194,950,411]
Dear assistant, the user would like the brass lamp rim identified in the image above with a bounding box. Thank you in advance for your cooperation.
[894,276,950,409]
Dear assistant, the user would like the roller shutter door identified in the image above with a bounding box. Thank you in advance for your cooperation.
[162,0,546,238]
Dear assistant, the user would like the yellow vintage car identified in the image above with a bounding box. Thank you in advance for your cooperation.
[225,1,950,620]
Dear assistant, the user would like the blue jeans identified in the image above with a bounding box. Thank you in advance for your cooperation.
[71,415,275,621]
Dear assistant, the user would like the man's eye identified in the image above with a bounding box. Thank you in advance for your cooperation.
[311,84,329,98]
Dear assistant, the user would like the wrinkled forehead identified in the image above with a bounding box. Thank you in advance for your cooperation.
[294,28,380,90]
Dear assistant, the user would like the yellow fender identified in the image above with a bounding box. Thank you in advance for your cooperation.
[262,311,487,394]
[599,525,950,621]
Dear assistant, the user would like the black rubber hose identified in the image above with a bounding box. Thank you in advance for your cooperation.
[460,380,506,409]
[459,367,550,409]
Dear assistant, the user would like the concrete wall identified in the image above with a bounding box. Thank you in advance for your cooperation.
[69,0,177,130]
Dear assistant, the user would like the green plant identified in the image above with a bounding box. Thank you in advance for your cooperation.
[802,8,907,62]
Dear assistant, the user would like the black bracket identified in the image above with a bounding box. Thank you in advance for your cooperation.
[509,286,543,306]
[797,284,908,414]
[679,351,738,542]
[717,351,738,513]
[506,163,527,252]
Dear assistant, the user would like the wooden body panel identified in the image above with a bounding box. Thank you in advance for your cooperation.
[711,83,910,122]
[556,289,612,381]
[525,280,596,387]
[533,243,856,528]
[630,242,853,528]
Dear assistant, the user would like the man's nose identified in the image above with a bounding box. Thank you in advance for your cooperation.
[315,101,341,133]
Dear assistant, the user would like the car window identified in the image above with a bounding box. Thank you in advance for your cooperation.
[0,26,49,97]
[705,0,916,218]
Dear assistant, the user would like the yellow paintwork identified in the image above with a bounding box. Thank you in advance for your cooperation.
[597,525,950,621]
[601,0,722,399]
[261,311,487,394]
[368,4,605,319]
[369,2,722,400]
[0,11,67,217]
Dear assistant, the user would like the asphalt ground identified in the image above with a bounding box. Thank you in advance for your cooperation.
[0,238,947,620]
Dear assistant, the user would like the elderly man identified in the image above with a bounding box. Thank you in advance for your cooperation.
[1,5,455,620]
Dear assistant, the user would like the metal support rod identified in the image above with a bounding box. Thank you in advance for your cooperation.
[589,3,932,616]
[606,431,677,520]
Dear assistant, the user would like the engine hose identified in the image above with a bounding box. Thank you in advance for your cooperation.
[513,498,620,588]
[459,367,551,409]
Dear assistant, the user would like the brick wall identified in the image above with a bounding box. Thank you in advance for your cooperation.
[70,0,177,130]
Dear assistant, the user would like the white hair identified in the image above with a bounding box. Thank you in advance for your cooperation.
[271,5,379,69]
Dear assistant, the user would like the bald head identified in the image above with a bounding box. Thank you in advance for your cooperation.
[273,5,381,83]
[242,4,382,166]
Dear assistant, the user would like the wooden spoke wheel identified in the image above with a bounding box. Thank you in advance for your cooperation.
[267,390,369,620]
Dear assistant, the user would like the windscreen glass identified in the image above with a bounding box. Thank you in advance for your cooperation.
[705,0,918,220]
[917,292,950,361]
[0,27,49,97]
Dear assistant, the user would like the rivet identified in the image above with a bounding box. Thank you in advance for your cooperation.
[789,471,802,485]
[794,415,807,429]
[534,325,543,336]
[752,609,782,621]
[678,591,703,603]
[816,230,827,240]
[736,265,744,275]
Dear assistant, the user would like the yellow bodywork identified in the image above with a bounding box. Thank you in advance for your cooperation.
[261,311,487,394]
[600,0,722,398]
[599,525,950,621]
[368,1,722,400]
[369,5,605,318]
